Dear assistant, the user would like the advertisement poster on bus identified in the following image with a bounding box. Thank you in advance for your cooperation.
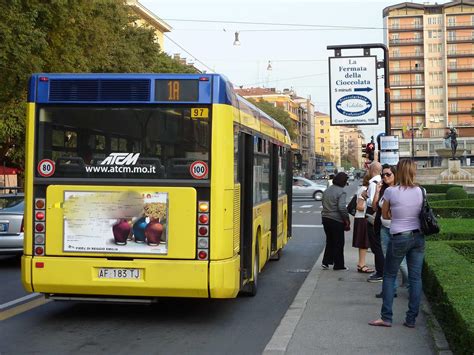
[63,191,168,254]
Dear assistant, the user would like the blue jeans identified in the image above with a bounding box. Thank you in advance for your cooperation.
[381,231,425,325]
[380,226,409,289]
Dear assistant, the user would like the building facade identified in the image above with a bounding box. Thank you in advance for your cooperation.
[314,112,341,172]
[384,0,474,166]
[339,127,366,169]
[127,0,172,50]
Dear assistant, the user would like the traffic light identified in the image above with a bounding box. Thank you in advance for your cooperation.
[361,144,367,158]
[366,142,375,161]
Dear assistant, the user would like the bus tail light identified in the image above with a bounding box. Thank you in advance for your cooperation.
[20,218,24,233]
[197,200,209,260]
[34,198,46,256]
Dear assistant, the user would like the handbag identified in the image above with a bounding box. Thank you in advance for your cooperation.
[347,194,357,216]
[419,187,440,236]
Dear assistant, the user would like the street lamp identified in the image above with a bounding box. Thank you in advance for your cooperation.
[410,61,419,160]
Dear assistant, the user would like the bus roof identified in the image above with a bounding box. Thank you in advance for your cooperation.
[28,73,291,145]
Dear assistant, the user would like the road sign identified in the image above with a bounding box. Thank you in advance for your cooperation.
[189,161,208,179]
[380,151,400,165]
[329,56,378,126]
[37,159,55,177]
[380,135,399,150]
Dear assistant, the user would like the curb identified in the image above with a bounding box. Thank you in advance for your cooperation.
[262,251,323,355]
[421,296,452,354]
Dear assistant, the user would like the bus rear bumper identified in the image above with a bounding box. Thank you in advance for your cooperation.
[23,255,209,298]
[209,255,240,298]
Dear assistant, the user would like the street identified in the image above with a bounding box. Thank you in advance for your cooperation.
[0,181,359,355]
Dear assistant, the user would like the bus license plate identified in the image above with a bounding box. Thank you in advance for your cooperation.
[98,268,141,280]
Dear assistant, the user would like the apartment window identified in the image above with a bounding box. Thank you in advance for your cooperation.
[415,47,422,55]
[415,73,422,84]
[320,120,324,125]
[392,33,399,42]
[414,32,422,40]
[448,59,457,69]
[320,138,325,143]
[414,17,422,27]
[391,18,400,29]
[320,129,324,134]
[392,74,401,84]
[449,72,458,80]
[448,31,456,41]
[392,89,401,98]
[450,102,458,111]
[415,89,423,97]
[448,44,456,54]
[392,48,400,57]
[447,16,455,26]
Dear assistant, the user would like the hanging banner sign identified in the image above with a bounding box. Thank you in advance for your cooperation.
[329,56,378,126]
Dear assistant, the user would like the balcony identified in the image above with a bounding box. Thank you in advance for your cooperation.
[389,38,423,46]
[447,36,474,44]
[391,108,426,116]
[448,107,473,114]
[446,21,474,29]
[390,65,424,74]
[390,80,424,87]
[389,23,423,32]
[391,94,425,102]
[390,52,424,59]
[448,78,474,86]
[448,117,474,127]
[447,63,474,72]
[447,50,474,58]
[448,92,474,100]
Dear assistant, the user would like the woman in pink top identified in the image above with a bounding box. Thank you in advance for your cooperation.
[369,159,424,328]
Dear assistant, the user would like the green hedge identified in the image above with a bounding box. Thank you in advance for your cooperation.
[432,207,474,218]
[427,218,474,241]
[427,193,474,202]
[446,187,468,200]
[450,243,474,263]
[431,199,474,208]
[422,184,462,194]
[423,241,474,354]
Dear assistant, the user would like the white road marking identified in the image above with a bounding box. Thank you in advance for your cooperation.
[292,224,323,228]
[0,293,41,311]
[300,205,313,209]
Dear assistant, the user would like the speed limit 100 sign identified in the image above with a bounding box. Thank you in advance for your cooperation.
[189,161,208,179]
[37,159,55,177]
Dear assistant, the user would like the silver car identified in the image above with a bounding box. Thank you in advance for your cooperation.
[292,177,327,201]
[0,193,24,255]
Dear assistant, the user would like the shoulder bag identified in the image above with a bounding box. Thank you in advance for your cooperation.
[347,194,357,216]
[419,187,440,236]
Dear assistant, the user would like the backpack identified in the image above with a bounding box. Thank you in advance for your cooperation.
[347,194,357,216]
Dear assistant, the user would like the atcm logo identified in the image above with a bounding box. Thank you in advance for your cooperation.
[101,153,140,166]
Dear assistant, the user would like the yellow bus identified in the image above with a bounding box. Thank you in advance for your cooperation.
[22,73,292,301]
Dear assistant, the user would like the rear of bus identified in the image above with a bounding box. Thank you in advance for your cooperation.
[22,74,240,300]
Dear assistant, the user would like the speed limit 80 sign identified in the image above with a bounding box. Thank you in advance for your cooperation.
[189,161,208,179]
[37,159,55,177]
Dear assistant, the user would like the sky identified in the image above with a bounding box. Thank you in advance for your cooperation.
[141,0,446,140]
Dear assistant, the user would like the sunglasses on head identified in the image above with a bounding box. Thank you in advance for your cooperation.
[382,172,392,177]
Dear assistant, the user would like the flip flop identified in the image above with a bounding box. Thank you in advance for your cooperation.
[357,265,375,273]
[368,319,392,327]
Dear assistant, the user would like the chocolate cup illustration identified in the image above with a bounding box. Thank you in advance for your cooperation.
[145,219,163,246]
[112,219,131,245]
[133,217,148,243]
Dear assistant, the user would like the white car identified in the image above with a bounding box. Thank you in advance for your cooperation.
[292,177,327,201]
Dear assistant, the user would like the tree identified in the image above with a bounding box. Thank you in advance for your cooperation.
[247,99,296,140]
[0,1,197,171]
[340,154,352,171]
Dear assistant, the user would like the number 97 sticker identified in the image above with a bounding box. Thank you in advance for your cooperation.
[189,161,208,179]
[38,159,55,177]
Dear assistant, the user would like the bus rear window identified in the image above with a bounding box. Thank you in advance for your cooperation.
[35,106,210,180]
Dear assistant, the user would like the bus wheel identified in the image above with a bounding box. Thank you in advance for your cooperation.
[242,242,259,297]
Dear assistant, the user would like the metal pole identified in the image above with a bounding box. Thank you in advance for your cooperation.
[327,43,391,135]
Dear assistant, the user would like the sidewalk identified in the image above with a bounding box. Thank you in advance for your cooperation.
[264,230,451,355]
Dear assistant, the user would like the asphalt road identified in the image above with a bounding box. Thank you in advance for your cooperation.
[0,180,360,355]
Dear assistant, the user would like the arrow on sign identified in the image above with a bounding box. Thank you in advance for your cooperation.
[354,87,373,92]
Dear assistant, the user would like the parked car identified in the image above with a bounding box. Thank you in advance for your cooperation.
[292,177,327,201]
[0,193,24,255]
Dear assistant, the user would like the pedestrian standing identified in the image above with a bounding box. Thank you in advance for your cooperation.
[369,159,424,328]
[321,172,350,271]
[352,174,374,273]
[372,164,408,298]
[362,162,385,282]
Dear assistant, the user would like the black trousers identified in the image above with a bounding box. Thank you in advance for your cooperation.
[322,217,345,269]
[367,222,384,276]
